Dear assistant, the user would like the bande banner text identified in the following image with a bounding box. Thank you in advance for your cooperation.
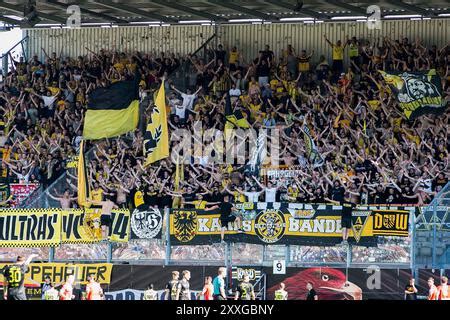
[170,204,414,246]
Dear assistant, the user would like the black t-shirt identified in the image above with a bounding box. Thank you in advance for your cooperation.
[206,192,223,203]
[179,279,190,300]
[261,50,274,62]
[257,63,270,77]
[219,202,233,220]
[404,285,417,300]
[2,264,28,295]
[373,191,386,204]
[215,49,227,63]
[341,201,355,218]
[236,282,254,300]
[306,288,317,300]
[72,287,83,300]
[385,190,400,204]
[297,195,310,204]
[166,280,180,300]
[331,186,345,202]
[145,192,159,207]
[183,192,196,206]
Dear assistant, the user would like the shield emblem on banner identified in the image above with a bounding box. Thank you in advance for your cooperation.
[351,211,371,243]
[383,215,396,229]
[173,210,198,242]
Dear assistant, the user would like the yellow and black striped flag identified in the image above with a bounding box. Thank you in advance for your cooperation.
[77,140,90,207]
[144,81,169,165]
[83,75,140,140]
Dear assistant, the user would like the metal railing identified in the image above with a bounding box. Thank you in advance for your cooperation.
[166,33,217,93]
[413,182,450,269]
[1,36,29,78]
[254,273,267,300]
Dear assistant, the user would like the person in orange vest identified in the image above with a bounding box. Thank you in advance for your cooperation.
[427,277,438,300]
[437,276,449,300]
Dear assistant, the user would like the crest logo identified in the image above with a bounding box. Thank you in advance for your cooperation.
[382,214,396,229]
[254,210,286,244]
[173,210,198,242]
[131,207,163,239]
[351,211,371,243]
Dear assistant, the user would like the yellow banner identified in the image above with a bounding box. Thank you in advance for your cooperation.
[62,208,130,243]
[0,262,113,286]
[144,81,169,165]
[0,208,130,247]
[169,205,415,246]
[0,209,61,247]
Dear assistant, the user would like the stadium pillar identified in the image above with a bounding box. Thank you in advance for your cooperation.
[225,243,231,271]
[49,247,54,262]
[107,242,112,263]
[410,212,416,271]
[432,202,437,268]
[346,245,352,268]
[165,208,171,265]
[1,55,7,79]
[285,245,290,265]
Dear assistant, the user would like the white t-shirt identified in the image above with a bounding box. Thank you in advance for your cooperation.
[229,88,241,97]
[181,93,196,110]
[244,191,260,203]
[175,104,187,119]
[265,187,277,202]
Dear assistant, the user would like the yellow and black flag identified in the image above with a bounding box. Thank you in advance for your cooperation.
[144,81,169,165]
[379,69,447,120]
[77,140,90,207]
[83,75,140,140]
[224,92,250,129]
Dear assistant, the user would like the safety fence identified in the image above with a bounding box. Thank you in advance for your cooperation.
[1,201,447,270]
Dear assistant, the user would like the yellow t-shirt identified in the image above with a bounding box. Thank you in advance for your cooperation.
[269,79,279,91]
[222,178,231,188]
[233,192,246,203]
[367,100,380,111]
[114,63,125,73]
[249,103,261,115]
[348,43,359,58]
[47,86,60,96]
[192,200,207,209]
[298,56,310,72]
[229,51,239,64]
[332,45,344,60]
[91,189,104,202]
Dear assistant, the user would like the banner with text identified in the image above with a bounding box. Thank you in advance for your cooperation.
[0,208,130,247]
[62,208,130,243]
[170,204,413,247]
[0,262,113,288]
[0,209,61,247]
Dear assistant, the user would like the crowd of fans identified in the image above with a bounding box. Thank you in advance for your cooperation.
[0,34,448,211]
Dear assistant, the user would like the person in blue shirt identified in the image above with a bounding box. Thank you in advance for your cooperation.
[212,267,227,300]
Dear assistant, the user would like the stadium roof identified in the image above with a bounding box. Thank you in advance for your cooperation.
[0,0,449,27]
